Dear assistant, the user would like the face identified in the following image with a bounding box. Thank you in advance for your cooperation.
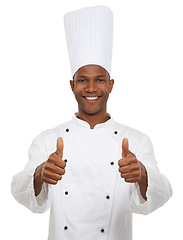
[70,65,114,117]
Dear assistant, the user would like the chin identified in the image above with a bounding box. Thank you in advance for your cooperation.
[83,108,103,116]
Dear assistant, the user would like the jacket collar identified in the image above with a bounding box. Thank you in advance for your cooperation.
[71,112,114,129]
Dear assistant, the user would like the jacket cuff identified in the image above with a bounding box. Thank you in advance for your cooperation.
[29,173,50,209]
[130,164,172,215]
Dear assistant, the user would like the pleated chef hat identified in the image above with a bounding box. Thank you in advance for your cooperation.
[64,6,113,77]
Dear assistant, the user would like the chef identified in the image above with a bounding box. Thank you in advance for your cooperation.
[11,5,172,240]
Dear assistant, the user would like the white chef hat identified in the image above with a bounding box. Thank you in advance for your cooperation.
[64,6,113,77]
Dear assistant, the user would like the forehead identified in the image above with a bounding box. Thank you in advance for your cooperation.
[74,64,109,78]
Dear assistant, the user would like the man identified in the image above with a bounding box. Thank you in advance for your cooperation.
[11,6,172,240]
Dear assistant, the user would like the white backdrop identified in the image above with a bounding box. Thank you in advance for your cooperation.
[1,0,182,239]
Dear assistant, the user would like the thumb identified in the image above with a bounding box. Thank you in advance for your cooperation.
[122,138,130,157]
[56,137,64,158]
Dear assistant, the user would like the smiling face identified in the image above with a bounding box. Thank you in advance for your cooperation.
[70,65,114,118]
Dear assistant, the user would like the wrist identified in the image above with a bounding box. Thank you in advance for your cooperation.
[34,163,45,196]
[140,162,147,182]
[138,162,148,201]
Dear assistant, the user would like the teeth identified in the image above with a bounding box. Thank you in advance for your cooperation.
[85,97,99,100]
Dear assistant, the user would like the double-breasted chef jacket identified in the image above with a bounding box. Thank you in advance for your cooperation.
[11,113,172,240]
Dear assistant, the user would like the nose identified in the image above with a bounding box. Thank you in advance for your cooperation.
[85,80,97,92]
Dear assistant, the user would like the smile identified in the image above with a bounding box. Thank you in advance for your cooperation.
[82,96,101,102]
[85,97,99,100]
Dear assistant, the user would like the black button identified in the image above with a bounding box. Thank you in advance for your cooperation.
[110,162,114,165]
[66,128,69,132]
[65,191,68,195]
[101,228,104,233]
[106,195,110,199]
[64,159,67,163]
[114,131,118,134]
[64,226,68,230]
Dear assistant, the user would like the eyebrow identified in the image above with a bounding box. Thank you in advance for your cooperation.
[78,75,105,78]
[78,75,87,78]
[96,75,105,78]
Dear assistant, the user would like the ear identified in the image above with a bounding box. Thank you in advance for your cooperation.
[109,79,114,93]
[70,80,74,92]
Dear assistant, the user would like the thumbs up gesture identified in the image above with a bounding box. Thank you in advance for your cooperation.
[40,137,66,185]
[118,138,143,183]
[118,138,148,200]
[34,137,66,196]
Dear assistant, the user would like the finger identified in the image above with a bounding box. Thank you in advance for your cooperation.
[120,170,140,179]
[124,176,141,183]
[119,160,139,170]
[56,137,64,158]
[122,138,130,157]
[55,159,66,169]
[118,155,137,167]
[118,165,131,174]
[45,164,66,175]
[48,156,66,169]
[42,178,58,185]
[43,170,63,181]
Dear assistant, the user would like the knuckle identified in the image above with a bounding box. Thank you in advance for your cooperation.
[48,153,58,162]
[119,167,123,174]
[47,159,54,166]
[44,163,52,171]
[62,161,66,168]
[44,171,52,179]
[131,156,137,162]
[131,163,138,171]
[42,169,47,177]
[49,153,56,159]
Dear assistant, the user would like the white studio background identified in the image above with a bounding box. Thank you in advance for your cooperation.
[0,0,182,239]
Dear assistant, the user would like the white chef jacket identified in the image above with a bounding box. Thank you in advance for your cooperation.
[11,113,172,240]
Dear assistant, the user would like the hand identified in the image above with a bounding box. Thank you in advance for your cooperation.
[118,138,148,200]
[34,137,66,196]
[118,138,142,183]
[41,137,66,185]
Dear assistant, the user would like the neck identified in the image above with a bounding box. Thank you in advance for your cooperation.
[76,111,110,129]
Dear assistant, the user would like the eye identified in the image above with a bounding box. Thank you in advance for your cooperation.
[77,79,85,83]
[97,79,104,82]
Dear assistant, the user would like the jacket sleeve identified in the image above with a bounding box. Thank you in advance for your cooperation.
[130,135,172,215]
[11,132,52,213]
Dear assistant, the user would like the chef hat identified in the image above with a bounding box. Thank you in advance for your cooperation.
[64,6,113,77]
